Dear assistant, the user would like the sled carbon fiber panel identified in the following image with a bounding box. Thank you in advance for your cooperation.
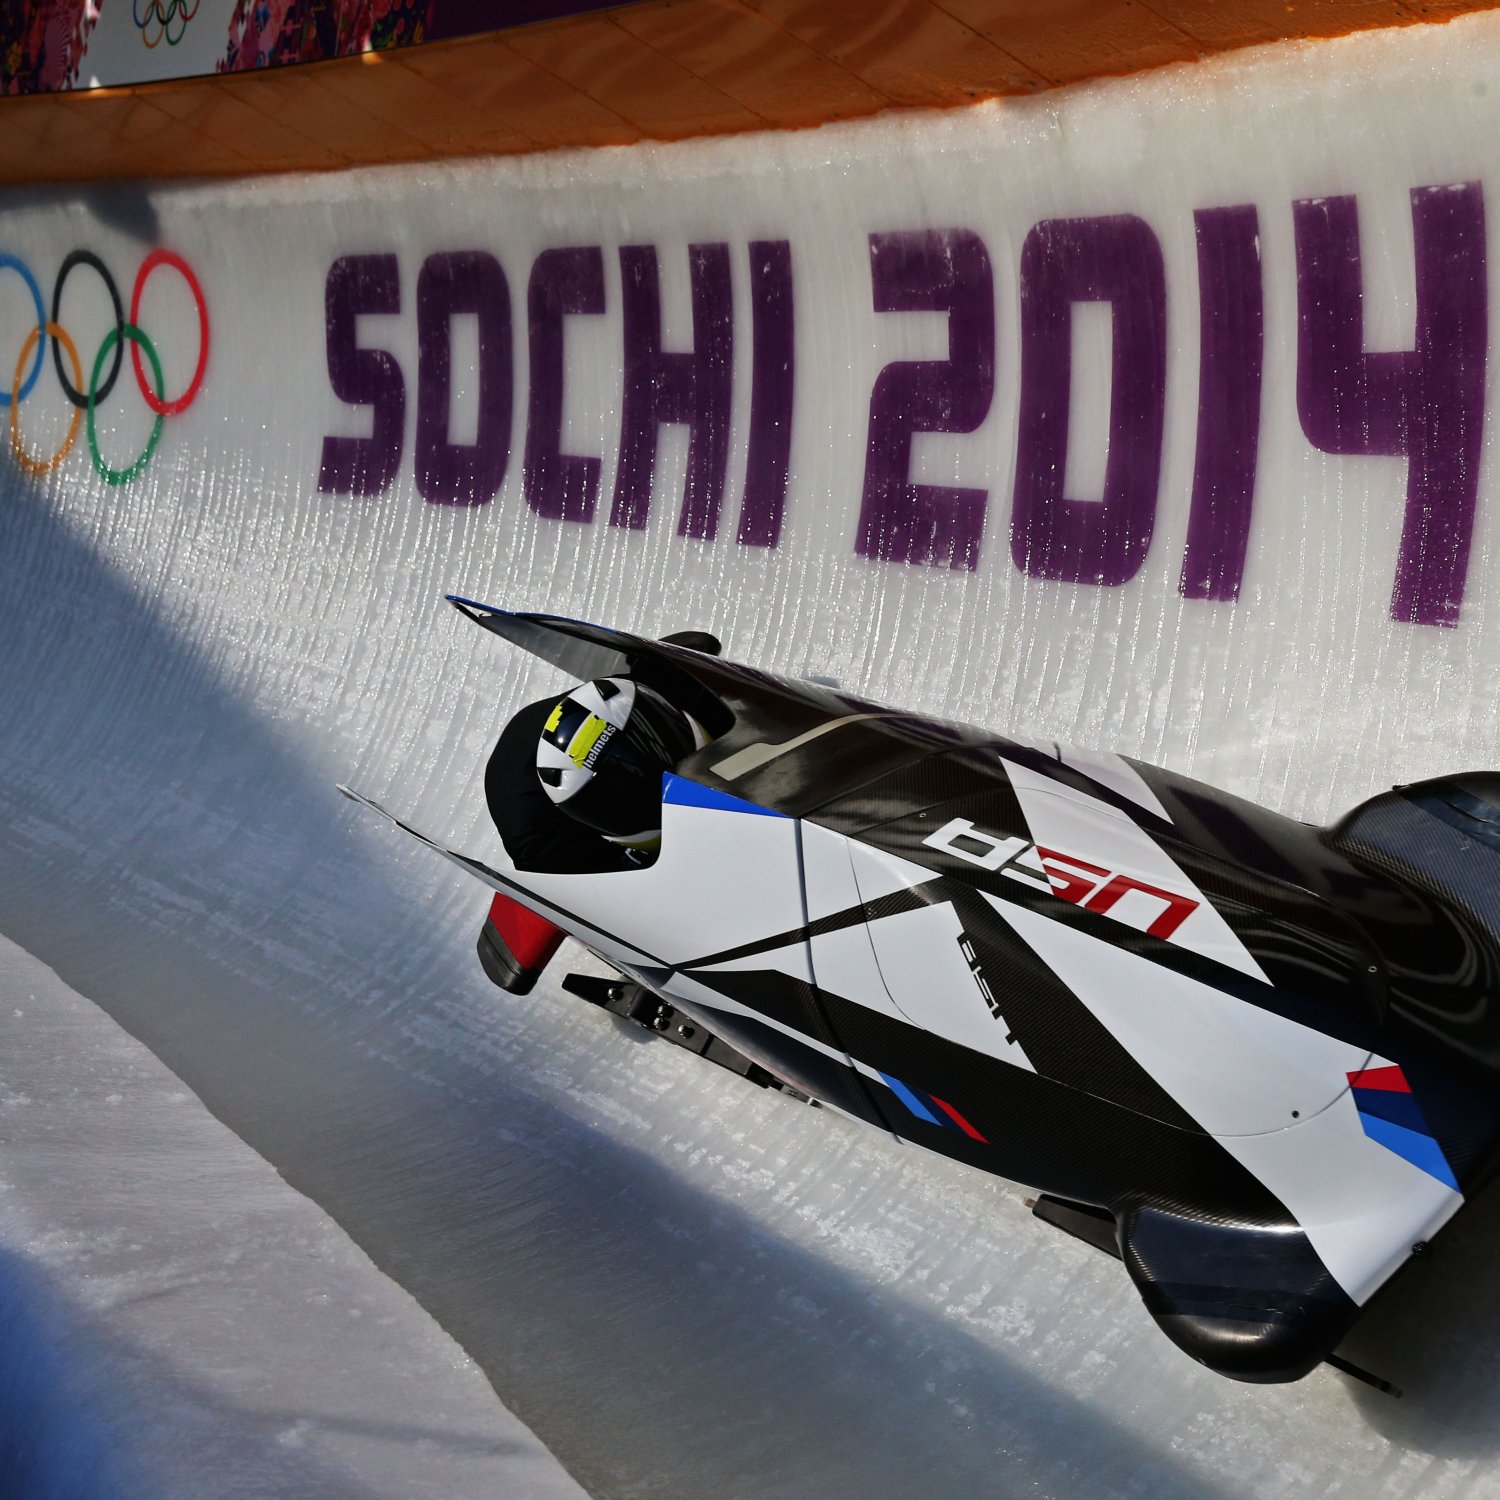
[812,985,1292,1225]
[818,768,1389,1047]
[675,972,890,1127]
[1332,776,1500,1083]
[936,887,1205,1133]
[1119,1205,1358,1383]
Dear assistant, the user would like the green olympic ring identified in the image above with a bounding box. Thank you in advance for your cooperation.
[133,0,200,47]
[88,324,164,487]
[6,247,208,483]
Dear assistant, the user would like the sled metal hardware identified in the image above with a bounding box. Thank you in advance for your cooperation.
[561,972,813,1103]
[1027,1193,1120,1260]
[1025,1195,1402,1397]
[1323,1353,1401,1397]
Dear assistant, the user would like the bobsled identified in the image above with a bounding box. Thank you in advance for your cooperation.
[342,599,1500,1388]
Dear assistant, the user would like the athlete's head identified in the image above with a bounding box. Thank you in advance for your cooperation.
[535,677,706,847]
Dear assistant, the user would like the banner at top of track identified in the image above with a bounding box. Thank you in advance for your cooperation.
[0,0,634,95]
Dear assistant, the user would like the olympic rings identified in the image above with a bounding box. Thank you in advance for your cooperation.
[3,247,208,482]
[10,323,82,477]
[133,0,199,47]
[130,250,208,416]
[53,250,123,408]
[88,325,164,487]
[0,255,45,408]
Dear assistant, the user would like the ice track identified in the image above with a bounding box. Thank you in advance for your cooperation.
[0,934,592,1500]
[9,15,1500,1497]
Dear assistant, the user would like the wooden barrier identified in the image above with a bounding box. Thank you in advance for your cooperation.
[0,0,1495,184]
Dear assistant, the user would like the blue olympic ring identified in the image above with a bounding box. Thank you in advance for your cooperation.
[133,0,199,47]
[0,255,45,408]
[5,247,210,483]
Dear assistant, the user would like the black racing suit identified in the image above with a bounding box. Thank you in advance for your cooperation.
[485,698,636,874]
[484,630,725,876]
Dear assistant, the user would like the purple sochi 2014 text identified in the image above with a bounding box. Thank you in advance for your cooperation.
[319,182,1487,628]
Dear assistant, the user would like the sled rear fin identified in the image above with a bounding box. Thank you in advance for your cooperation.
[448,597,737,739]
[448,597,720,668]
[448,597,636,681]
[338,783,663,975]
[337,783,523,899]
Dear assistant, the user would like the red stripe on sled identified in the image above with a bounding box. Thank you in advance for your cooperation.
[488,892,566,972]
[1346,1065,1411,1094]
[930,1095,988,1143]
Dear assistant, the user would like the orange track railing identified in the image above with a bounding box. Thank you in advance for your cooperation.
[1,0,1495,184]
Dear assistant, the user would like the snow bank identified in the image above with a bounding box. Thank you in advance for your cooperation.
[0,934,588,1500]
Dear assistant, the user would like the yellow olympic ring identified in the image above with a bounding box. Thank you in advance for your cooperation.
[134,0,198,47]
[10,322,82,477]
[5,249,209,483]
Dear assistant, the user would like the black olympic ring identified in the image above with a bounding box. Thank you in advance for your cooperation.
[6,247,209,484]
[52,250,123,409]
[133,0,200,47]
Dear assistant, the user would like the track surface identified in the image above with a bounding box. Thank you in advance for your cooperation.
[8,19,1500,1497]
[0,934,591,1500]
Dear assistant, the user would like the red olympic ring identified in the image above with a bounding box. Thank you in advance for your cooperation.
[133,0,198,46]
[129,249,208,417]
[4,247,209,483]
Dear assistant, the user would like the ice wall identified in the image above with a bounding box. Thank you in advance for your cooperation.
[5,13,1500,1498]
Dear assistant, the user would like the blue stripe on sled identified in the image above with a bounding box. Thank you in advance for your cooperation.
[1350,1087,1428,1134]
[1358,1114,1460,1191]
[878,1071,942,1127]
[662,774,787,818]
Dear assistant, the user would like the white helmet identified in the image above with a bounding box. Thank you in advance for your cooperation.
[536,677,707,845]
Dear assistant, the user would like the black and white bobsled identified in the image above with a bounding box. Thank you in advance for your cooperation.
[342,600,1500,1388]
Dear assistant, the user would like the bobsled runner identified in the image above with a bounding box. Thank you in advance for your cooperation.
[341,598,1500,1388]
